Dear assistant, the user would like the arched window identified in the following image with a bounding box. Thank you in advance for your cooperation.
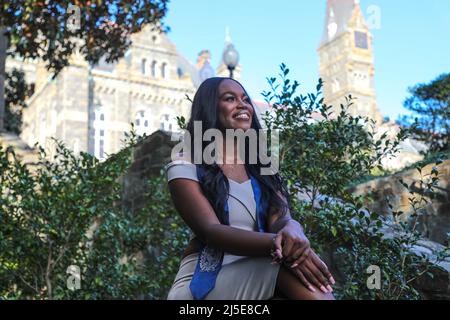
[141,58,147,75]
[331,78,341,93]
[151,61,157,78]
[177,67,184,78]
[161,62,167,79]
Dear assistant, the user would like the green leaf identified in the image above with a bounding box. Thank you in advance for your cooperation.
[331,226,337,237]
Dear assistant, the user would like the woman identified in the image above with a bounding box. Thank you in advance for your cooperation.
[165,77,335,300]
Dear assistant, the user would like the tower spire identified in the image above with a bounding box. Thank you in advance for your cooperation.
[320,0,360,46]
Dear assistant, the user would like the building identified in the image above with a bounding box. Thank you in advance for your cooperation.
[318,0,383,124]
[8,3,424,169]
[318,0,425,170]
[7,25,242,160]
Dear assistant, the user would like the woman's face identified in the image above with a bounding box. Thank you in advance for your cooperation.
[217,79,254,131]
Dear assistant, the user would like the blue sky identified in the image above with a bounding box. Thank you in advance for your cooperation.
[163,0,450,120]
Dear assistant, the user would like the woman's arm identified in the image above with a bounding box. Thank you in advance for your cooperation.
[266,192,311,264]
[267,191,295,233]
[169,178,277,257]
[267,191,307,234]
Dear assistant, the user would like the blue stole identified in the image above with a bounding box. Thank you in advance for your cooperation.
[189,169,268,300]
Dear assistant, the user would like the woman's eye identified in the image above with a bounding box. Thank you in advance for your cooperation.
[226,97,235,101]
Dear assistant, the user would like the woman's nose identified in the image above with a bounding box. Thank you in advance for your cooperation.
[237,98,248,107]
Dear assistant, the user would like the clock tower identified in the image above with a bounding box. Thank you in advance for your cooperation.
[318,0,383,124]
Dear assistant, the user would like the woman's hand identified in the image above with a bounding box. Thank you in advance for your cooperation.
[287,249,335,293]
[271,220,310,267]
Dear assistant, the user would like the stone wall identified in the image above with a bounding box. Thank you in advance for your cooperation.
[119,130,175,213]
[349,159,450,245]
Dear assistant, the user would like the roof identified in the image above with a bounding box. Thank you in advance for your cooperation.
[320,0,359,46]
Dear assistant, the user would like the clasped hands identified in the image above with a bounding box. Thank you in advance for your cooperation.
[271,220,335,294]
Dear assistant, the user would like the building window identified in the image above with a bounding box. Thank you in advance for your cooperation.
[161,62,167,79]
[331,78,341,93]
[99,139,104,158]
[160,114,176,132]
[354,31,368,49]
[135,110,152,136]
[141,58,147,75]
[177,67,184,78]
[151,61,157,78]
[92,106,107,160]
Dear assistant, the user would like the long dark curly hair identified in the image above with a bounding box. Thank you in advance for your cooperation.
[185,77,291,227]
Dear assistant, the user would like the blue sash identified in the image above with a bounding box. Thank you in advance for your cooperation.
[189,171,268,300]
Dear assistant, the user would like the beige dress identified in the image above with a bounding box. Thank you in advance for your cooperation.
[165,160,281,300]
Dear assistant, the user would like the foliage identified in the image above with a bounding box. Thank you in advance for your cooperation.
[261,64,449,299]
[2,1,170,75]
[0,128,188,299]
[4,68,33,134]
[397,73,450,154]
[1,0,170,132]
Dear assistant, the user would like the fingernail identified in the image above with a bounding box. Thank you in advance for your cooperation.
[327,285,333,292]
[290,263,298,268]
[330,277,335,285]
[320,286,327,293]
[309,286,316,293]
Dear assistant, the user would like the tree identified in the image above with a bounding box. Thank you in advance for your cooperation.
[399,73,450,154]
[0,0,170,132]
[4,69,32,134]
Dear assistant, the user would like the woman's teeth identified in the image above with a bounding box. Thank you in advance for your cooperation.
[235,114,249,120]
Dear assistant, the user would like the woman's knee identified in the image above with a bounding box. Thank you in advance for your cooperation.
[276,265,335,300]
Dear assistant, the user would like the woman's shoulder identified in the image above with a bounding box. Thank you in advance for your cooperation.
[165,152,199,183]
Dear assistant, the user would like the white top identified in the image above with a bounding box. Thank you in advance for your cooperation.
[165,159,257,265]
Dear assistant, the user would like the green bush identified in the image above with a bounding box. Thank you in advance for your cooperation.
[261,64,449,299]
[0,131,189,299]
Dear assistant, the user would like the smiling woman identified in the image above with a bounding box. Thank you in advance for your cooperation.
[165,77,335,300]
